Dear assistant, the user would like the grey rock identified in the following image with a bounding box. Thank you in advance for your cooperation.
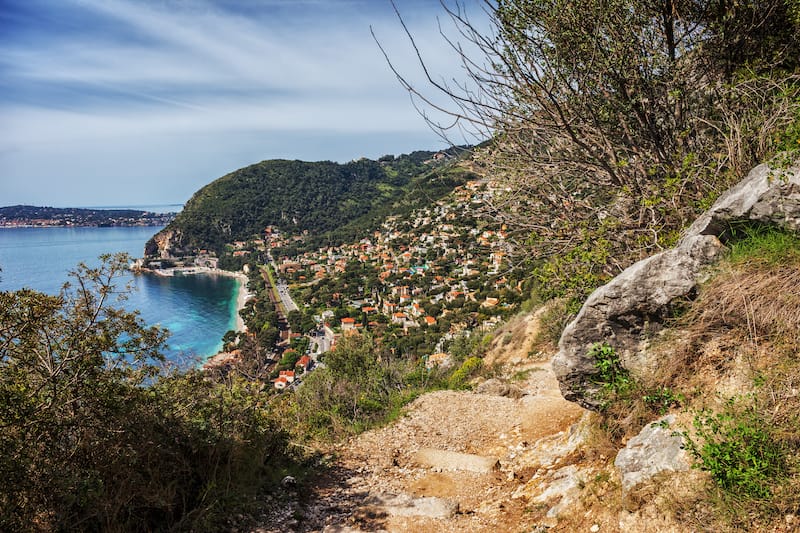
[614,415,690,495]
[476,378,510,396]
[554,162,800,409]
[364,492,459,518]
[476,378,526,398]
[532,464,586,518]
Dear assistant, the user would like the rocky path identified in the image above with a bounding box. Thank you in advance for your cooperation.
[253,352,587,533]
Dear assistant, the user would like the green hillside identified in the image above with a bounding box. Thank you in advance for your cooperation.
[145,148,472,257]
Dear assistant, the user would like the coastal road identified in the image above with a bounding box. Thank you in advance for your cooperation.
[276,280,299,313]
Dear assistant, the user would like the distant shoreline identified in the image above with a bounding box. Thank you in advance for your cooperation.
[0,223,168,229]
[0,204,177,228]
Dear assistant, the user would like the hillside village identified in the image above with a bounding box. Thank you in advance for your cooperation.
[202,177,529,389]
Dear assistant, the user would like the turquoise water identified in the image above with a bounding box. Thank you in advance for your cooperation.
[0,226,238,364]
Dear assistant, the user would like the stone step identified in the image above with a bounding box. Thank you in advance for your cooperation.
[413,448,499,473]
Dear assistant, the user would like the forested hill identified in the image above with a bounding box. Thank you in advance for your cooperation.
[145,148,473,257]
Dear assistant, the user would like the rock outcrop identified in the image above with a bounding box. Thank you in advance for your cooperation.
[144,228,189,259]
[554,162,800,409]
[614,415,690,500]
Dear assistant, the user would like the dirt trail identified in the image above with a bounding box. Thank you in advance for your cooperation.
[251,310,590,532]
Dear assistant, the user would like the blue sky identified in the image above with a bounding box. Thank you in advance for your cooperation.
[0,0,483,207]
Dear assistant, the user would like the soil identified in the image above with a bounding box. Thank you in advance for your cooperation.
[250,309,592,533]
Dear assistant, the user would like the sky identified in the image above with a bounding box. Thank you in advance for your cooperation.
[0,0,486,207]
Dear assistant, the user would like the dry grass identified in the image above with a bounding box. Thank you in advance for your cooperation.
[581,244,800,530]
[656,253,800,529]
[686,264,800,343]
[655,259,800,396]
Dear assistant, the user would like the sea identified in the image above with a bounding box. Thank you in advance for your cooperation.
[0,219,239,366]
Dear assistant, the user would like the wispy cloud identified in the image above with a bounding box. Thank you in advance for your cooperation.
[0,0,482,205]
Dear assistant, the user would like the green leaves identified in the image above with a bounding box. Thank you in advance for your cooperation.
[683,399,786,500]
[0,255,291,531]
[589,343,632,398]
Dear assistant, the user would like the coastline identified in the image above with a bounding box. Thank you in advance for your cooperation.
[200,271,249,371]
[233,272,249,333]
[136,265,250,333]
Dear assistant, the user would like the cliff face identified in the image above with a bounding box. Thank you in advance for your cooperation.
[144,228,190,259]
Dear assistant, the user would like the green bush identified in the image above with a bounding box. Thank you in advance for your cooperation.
[589,343,684,442]
[0,256,293,532]
[642,386,683,415]
[588,343,633,403]
[683,398,786,500]
[448,356,483,389]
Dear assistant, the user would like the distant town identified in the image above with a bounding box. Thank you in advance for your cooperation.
[0,205,177,228]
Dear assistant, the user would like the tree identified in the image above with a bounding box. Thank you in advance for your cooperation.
[379,0,800,298]
[0,255,289,531]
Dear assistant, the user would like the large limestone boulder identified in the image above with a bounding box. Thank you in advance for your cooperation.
[553,162,800,409]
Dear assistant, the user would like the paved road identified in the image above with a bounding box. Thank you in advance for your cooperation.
[276,280,299,313]
[264,252,299,313]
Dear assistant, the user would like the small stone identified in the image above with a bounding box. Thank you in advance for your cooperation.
[590,525,600,532]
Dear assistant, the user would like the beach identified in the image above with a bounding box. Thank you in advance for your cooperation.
[135,264,250,333]
[233,272,249,332]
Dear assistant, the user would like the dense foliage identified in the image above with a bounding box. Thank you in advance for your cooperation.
[283,334,453,440]
[0,256,294,531]
[146,149,471,257]
[393,0,800,301]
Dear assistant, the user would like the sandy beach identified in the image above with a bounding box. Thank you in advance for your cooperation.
[233,272,249,332]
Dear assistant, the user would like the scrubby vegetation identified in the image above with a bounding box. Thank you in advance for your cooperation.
[574,227,800,528]
[6,1,800,530]
[393,0,800,303]
[0,256,299,531]
[671,227,800,526]
[281,334,456,441]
